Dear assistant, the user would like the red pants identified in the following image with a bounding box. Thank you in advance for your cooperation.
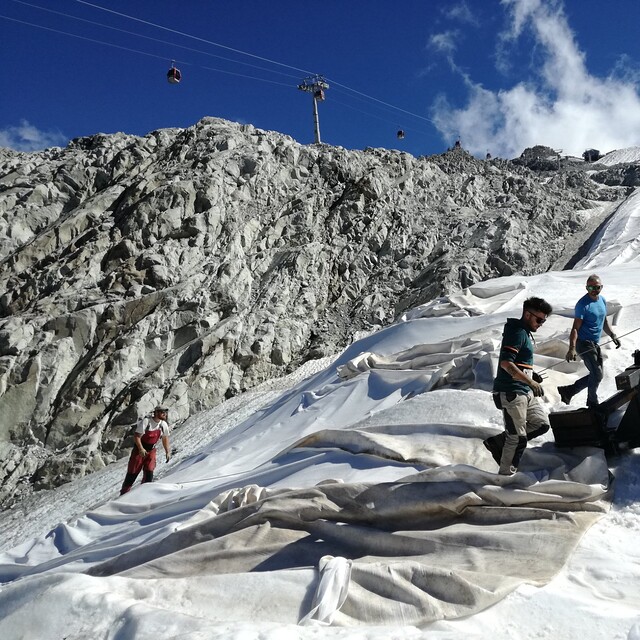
[120,448,157,495]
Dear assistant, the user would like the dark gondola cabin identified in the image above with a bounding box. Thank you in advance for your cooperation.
[167,65,182,84]
[397,130,405,139]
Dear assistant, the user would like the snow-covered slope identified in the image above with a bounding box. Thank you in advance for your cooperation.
[598,146,640,166]
[0,188,639,637]
[576,188,640,268]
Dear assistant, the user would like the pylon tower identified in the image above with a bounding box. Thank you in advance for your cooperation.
[297,75,329,144]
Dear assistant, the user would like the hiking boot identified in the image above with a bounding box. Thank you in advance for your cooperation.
[483,436,503,465]
[557,386,572,405]
[499,466,518,476]
[586,399,600,409]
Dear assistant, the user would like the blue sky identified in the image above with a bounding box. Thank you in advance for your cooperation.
[2,0,640,158]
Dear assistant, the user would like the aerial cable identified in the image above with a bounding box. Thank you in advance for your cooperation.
[0,14,300,91]
[12,0,438,133]
[9,0,301,81]
[0,14,190,64]
[44,0,437,131]
[200,65,295,88]
[329,96,434,138]
[330,88,435,131]
[330,85,420,120]
[328,77,438,126]
[72,0,316,76]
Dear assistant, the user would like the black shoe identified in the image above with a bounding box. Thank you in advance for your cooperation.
[586,399,600,409]
[558,386,572,405]
[483,437,503,465]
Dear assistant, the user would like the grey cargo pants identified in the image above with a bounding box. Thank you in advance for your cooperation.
[495,391,550,473]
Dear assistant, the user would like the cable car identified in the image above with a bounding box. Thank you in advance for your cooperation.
[397,129,405,140]
[313,88,325,101]
[167,62,181,84]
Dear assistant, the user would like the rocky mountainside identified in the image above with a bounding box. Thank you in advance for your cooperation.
[0,117,635,507]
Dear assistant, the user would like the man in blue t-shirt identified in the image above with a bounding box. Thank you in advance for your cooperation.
[558,275,621,408]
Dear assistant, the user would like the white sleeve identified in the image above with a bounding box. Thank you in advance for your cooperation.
[161,420,170,436]
[134,418,147,435]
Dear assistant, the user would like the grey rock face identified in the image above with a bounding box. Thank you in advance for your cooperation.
[0,118,627,506]
[591,164,640,187]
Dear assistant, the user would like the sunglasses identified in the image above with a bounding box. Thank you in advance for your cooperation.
[586,285,602,291]
[527,310,546,324]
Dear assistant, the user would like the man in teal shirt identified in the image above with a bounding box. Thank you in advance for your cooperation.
[558,274,620,408]
[484,296,553,475]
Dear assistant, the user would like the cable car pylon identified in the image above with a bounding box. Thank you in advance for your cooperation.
[297,75,329,144]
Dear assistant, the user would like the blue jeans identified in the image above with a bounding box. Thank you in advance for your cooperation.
[568,338,603,405]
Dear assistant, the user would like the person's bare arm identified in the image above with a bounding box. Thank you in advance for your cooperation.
[499,360,543,396]
[133,433,146,456]
[566,318,582,360]
[603,317,620,346]
[162,435,171,462]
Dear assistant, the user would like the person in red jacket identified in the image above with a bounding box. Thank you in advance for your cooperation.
[120,406,171,495]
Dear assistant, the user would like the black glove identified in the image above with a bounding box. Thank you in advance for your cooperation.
[612,335,621,348]
[532,371,545,383]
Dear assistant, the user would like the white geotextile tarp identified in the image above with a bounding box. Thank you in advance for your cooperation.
[4,262,638,636]
[78,403,610,628]
[336,337,497,390]
[0,398,609,633]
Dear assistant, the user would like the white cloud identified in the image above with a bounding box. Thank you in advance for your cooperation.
[429,30,460,59]
[443,1,479,26]
[427,4,480,77]
[0,120,68,152]
[611,54,640,86]
[431,0,640,158]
